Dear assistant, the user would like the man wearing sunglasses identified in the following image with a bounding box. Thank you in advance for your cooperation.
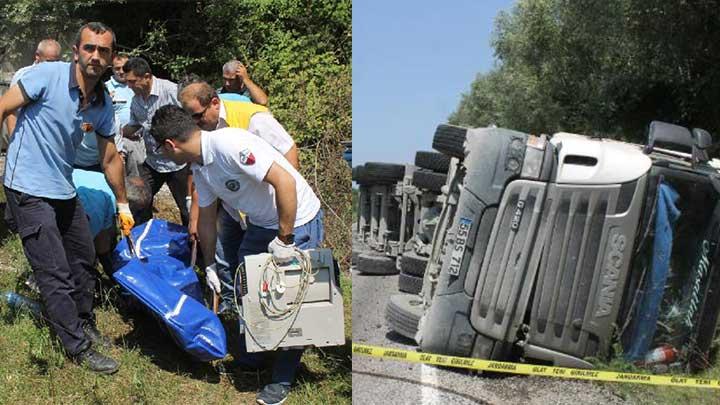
[178,80,298,314]
[0,22,133,375]
[121,57,191,226]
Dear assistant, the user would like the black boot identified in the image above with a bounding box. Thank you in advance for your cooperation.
[83,322,113,350]
[74,347,119,374]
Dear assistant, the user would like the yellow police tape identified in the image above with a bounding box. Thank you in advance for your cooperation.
[352,343,720,389]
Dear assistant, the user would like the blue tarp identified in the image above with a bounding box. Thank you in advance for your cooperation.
[113,219,191,266]
[112,219,227,361]
[113,219,202,301]
[625,183,681,361]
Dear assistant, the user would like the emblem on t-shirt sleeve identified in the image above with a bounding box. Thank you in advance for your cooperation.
[225,179,240,192]
[239,148,256,165]
[81,122,94,133]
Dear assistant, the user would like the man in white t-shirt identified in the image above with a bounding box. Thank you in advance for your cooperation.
[179,80,299,314]
[150,105,323,405]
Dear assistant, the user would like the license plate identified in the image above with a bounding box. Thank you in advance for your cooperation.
[448,217,473,276]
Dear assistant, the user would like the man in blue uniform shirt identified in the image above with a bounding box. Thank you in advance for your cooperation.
[106,52,144,176]
[0,22,135,374]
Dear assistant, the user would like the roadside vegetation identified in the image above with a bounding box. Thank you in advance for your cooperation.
[451,0,720,143]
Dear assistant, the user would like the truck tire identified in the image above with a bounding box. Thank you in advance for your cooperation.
[432,124,467,159]
[363,162,405,184]
[414,151,451,173]
[412,170,446,193]
[386,294,423,341]
[357,253,398,275]
[398,272,423,294]
[399,251,428,277]
[352,165,372,185]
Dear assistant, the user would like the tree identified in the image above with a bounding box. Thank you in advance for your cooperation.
[0,0,99,64]
[451,0,720,142]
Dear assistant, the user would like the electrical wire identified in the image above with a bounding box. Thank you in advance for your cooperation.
[233,247,318,351]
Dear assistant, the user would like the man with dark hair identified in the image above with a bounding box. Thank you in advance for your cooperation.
[121,57,190,226]
[220,59,268,105]
[0,22,133,374]
[151,105,323,405]
[179,80,298,314]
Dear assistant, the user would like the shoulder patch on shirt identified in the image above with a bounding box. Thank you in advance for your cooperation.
[81,122,94,133]
[225,179,240,192]
[239,148,255,165]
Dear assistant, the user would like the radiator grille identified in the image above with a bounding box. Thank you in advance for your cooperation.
[468,178,645,358]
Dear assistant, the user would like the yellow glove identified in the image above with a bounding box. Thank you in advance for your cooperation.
[117,203,135,236]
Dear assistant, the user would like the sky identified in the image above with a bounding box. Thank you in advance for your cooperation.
[353,0,517,167]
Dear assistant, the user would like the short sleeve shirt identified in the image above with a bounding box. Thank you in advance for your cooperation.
[127,76,184,173]
[7,65,35,118]
[105,76,135,128]
[218,86,252,102]
[192,128,320,229]
[217,101,294,155]
[218,92,252,103]
[4,61,115,199]
[9,65,34,87]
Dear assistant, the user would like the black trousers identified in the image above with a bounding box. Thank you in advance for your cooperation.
[4,186,96,356]
[138,163,190,226]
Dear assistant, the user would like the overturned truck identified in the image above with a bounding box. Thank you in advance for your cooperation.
[417,121,720,371]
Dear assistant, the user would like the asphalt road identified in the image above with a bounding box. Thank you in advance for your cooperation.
[351,248,628,405]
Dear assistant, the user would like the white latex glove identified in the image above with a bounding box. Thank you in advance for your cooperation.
[185,195,192,215]
[205,264,221,294]
[268,236,299,266]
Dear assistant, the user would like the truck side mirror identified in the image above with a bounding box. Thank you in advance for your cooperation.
[644,121,694,155]
[691,128,711,165]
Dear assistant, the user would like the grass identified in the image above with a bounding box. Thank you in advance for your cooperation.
[581,342,720,404]
[610,368,720,404]
[0,187,351,404]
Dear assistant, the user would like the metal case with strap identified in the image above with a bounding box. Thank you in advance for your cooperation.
[241,248,345,352]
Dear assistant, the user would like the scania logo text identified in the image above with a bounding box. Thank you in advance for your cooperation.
[595,232,626,317]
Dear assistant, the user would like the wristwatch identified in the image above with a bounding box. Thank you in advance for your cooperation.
[278,233,295,244]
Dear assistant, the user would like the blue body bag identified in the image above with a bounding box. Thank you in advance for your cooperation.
[112,219,227,361]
